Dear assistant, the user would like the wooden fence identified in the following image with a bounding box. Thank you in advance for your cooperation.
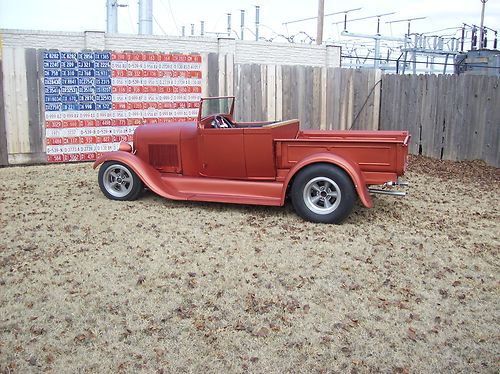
[380,74,499,167]
[231,64,381,131]
[0,49,498,167]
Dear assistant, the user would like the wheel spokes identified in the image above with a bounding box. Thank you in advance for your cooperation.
[324,198,333,209]
[327,190,338,198]
[311,195,321,204]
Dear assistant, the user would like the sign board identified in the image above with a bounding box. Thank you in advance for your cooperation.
[42,51,202,162]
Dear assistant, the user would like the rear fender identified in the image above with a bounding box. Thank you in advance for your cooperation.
[93,151,183,200]
[282,153,373,208]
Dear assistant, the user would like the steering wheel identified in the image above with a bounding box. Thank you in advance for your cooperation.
[211,114,234,128]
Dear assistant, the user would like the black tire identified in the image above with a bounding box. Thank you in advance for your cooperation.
[291,163,356,224]
[98,161,143,201]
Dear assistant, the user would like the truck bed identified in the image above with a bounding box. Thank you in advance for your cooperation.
[275,130,410,185]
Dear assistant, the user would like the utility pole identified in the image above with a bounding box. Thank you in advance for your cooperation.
[255,6,260,41]
[106,0,118,33]
[240,10,245,40]
[138,0,153,35]
[316,0,325,44]
[479,0,488,49]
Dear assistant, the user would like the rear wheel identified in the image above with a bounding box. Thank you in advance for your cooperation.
[291,163,356,224]
[98,161,143,201]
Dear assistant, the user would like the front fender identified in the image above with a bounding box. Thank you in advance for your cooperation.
[93,151,185,201]
[281,153,373,208]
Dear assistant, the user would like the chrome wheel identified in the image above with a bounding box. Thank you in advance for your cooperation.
[303,176,341,215]
[102,164,134,198]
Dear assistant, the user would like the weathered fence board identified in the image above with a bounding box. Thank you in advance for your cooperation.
[0,59,8,166]
[26,48,43,154]
[482,78,500,166]
[206,53,219,98]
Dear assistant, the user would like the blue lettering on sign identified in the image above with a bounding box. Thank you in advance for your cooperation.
[44,69,60,77]
[78,60,94,69]
[96,102,112,110]
[78,77,95,86]
[95,85,111,93]
[43,60,60,69]
[78,94,95,102]
[43,50,113,113]
[44,86,60,95]
[61,86,78,94]
[62,103,79,111]
[95,78,111,85]
[95,69,110,77]
[44,77,62,85]
[78,69,94,77]
[43,52,60,60]
[95,94,112,101]
[62,77,78,85]
[94,61,111,68]
[78,52,94,60]
[61,69,78,77]
[94,52,111,60]
[61,60,77,68]
[45,102,62,111]
[60,52,77,60]
[45,95,61,103]
[78,102,96,111]
[78,86,95,93]
[61,94,78,103]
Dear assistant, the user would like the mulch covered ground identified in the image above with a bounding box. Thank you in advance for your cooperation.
[0,156,498,373]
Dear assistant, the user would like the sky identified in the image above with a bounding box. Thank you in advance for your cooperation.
[0,0,499,45]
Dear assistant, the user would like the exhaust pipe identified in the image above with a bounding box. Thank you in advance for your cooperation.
[368,188,406,197]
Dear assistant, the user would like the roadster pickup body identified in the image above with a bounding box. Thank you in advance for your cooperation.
[94,96,409,223]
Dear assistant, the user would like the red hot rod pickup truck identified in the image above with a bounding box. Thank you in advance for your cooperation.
[94,96,409,223]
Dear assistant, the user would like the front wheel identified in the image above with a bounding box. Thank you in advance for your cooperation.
[98,161,143,201]
[291,164,356,224]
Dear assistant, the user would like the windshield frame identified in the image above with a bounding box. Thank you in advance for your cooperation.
[197,96,235,126]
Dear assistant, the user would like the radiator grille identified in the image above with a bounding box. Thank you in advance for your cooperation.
[148,144,179,170]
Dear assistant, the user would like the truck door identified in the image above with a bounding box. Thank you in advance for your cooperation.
[199,128,246,179]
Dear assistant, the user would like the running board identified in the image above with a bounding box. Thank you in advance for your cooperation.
[160,174,285,206]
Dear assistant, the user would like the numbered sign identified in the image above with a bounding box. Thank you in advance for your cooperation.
[43,51,203,162]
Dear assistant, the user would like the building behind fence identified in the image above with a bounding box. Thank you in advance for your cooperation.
[0,29,498,167]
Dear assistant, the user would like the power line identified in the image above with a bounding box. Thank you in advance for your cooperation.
[126,0,136,33]
[153,14,167,35]
[157,0,179,33]
[282,7,361,25]
[341,54,499,69]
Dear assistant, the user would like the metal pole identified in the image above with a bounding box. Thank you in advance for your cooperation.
[460,25,465,52]
[255,6,260,41]
[479,0,488,49]
[374,37,380,68]
[227,13,232,36]
[138,0,153,35]
[240,10,245,40]
[316,0,324,44]
[472,26,477,50]
[106,0,118,33]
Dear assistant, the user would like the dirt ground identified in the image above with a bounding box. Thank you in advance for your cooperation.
[0,156,498,373]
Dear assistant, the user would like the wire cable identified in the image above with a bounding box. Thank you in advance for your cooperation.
[153,14,167,35]
[349,79,382,130]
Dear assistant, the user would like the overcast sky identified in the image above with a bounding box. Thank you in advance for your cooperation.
[1,0,499,44]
